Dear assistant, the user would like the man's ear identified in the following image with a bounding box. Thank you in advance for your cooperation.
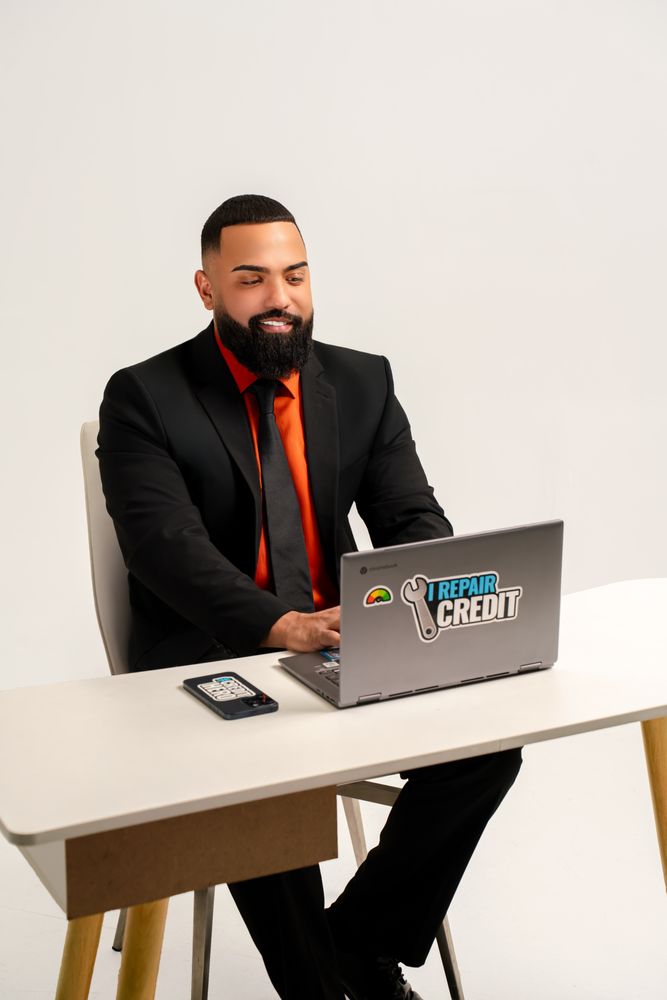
[194,269,214,310]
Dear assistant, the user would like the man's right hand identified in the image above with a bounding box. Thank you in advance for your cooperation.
[259,607,341,653]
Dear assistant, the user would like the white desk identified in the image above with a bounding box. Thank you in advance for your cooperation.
[2,580,667,996]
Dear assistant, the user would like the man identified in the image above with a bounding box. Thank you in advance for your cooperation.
[98,195,522,1000]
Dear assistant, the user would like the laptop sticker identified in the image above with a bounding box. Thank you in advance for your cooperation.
[401,571,523,643]
[364,587,394,606]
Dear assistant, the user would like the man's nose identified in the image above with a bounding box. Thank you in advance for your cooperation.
[262,278,291,312]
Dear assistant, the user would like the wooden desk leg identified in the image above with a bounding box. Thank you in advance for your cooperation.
[115,899,169,1000]
[641,717,667,890]
[55,913,104,1000]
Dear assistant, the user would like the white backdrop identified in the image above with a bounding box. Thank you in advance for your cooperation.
[1,0,665,689]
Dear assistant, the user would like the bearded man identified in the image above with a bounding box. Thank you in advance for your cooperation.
[97,194,521,1000]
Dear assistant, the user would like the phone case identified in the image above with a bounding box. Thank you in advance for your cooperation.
[183,671,279,720]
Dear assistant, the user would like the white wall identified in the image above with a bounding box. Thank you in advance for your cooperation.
[1,0,665,688]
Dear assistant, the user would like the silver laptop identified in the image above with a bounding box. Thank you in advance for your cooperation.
[279,520,563,708]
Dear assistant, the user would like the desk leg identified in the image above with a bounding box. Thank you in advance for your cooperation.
[55,912,104,1000]
[641,717,667,890]
[115,898,169,1000]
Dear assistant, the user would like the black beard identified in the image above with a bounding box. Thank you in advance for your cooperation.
[215,308,314,379]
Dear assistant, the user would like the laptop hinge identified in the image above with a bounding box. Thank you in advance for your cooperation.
[357,693,381,704]
[519,661,542,672]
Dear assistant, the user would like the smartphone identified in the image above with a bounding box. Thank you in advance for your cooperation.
[182,671,279,720]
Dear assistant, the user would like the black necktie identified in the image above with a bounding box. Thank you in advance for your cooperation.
[249,379,315,613]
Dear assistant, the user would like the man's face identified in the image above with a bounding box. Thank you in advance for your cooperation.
[195,221,314,377]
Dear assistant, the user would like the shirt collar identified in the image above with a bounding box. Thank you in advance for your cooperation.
[214,324,299,399]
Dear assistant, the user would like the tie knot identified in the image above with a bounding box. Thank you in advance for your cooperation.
[249,378,280,414]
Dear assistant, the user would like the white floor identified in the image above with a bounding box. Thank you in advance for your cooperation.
[2,723,667,999]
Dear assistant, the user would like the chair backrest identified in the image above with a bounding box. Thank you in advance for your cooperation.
[80,421,132,675]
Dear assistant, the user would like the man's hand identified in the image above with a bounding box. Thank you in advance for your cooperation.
[260,607,341,653]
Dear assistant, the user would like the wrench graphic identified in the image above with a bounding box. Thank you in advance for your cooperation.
[402,576,438,641]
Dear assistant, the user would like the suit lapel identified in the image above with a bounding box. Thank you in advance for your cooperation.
[189,326,262,556]
[301,348,340,585]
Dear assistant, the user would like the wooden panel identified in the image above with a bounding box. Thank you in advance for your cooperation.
[65,786,337,918]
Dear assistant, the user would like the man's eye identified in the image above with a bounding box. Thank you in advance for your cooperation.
[240,279,261,286]
[287,275,304,283]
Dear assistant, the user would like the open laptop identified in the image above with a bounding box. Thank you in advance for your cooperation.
[279,520,563,708]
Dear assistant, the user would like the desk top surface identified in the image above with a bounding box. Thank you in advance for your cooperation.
[1,579,666,845]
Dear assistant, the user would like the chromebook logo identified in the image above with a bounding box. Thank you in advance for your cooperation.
[364,587,393,606]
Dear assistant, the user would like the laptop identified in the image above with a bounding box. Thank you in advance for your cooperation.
[279,520,563,708]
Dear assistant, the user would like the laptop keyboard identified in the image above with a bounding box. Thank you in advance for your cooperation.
[316,647,340,686]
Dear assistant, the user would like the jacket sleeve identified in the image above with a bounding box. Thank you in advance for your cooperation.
[355,357,453,547]
[97,367,291,656]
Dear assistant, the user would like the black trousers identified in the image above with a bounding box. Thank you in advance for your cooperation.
[227,747,523,1000]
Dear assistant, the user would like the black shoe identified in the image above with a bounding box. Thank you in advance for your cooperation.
[336,949,424,1000]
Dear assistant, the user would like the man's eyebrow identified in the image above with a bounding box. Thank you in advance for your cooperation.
[230,261,309,274]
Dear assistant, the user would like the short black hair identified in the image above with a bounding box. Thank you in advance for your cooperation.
[201,194,297,257]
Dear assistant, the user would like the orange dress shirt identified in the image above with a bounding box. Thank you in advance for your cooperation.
[215,328,338,612]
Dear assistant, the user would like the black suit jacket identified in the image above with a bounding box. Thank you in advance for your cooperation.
[97,323,453,670]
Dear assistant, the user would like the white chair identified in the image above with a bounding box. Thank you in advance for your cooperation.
[80,421,133,677]
[80,420,465,999]
[81,421,216,997]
